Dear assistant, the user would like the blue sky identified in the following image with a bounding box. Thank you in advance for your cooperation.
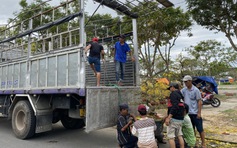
[0,0,231,59]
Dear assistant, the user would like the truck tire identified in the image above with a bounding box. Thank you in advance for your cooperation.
[61,115,85,129]
[12,100,36,139]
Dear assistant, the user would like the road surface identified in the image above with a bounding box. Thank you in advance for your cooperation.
[0,117,169,148]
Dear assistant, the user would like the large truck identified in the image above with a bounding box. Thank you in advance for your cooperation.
[0,0,140,139]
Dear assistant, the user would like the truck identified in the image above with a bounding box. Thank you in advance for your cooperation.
[0,0,141,139]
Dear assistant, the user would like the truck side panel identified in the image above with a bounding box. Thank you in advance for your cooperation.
[86,87,140,132]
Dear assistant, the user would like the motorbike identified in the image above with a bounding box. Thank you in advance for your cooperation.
[193,76,221,107]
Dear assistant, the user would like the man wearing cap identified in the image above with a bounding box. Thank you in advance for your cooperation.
[131,104,157,148]
[114,35,135,86]
[165,82,185,148]
[117,104,138,148]
[85,37,105,86]
[181,75,206,148]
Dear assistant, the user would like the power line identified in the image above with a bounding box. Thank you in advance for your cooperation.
[85,0,104,27]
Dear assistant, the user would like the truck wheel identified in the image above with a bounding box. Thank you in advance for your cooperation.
[12,100,36,139]
[61,115,85,129]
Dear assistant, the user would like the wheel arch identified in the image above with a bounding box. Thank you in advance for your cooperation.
[8,94,36,120]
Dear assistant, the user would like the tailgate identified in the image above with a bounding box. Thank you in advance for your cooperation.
[85,86,140,132]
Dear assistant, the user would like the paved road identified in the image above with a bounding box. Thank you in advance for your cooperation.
[0,117,169,148]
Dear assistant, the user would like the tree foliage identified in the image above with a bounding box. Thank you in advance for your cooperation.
[123,2,192,79]
[174,40,237,78]
[186,0,237,51]
[141,80,169,103]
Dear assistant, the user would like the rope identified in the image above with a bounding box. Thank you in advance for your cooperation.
[102,60,123,104]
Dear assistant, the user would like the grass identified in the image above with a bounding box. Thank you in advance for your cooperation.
[218,84,237,90]
[215,94,234,101]
[221,109,237,123]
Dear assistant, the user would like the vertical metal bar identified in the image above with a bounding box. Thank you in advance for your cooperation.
[132,19,140,86]
[43,39,45,52]
[50,37,53,51]
[12,64,14,89]
[0,67,2,89]
[26,19,33,89]
[40,6,43,25]
[55,56,58,87]
[45,57,48,87]
[5,66,8,89]
[69,31,72,46]
[0,51,2,62]
[79,0,85,88]
[66,53,69,86]
[60,34,62,48]
[18,63,21,88]
[52,9,55,21]
[37,60,39,87]
[28,19,32,59]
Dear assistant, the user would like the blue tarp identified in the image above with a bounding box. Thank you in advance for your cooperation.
[193,76,218,94]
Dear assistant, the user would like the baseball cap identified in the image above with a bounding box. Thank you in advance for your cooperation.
[167,82,179,90]
[119,34,126,39]
[138,104,146,111]
[183,75,192,81]
[92,37,98,42]
[119,103,129,110]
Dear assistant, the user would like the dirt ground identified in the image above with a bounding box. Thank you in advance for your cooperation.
[157,89,237,148]
[198,89,237,147]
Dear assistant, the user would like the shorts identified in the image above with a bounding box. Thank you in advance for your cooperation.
[167,119,183,139]
[138,140,158,148]
[189,114,204,133]
[88,56,101,72]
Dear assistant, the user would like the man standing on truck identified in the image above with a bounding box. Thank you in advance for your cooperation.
[117,104,138,148]
[85,37,105,86]
[114,35,135,86]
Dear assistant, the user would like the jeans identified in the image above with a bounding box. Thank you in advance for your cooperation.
[115,61,125,81]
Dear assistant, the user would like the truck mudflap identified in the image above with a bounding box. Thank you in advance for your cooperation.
[85,86,140,132]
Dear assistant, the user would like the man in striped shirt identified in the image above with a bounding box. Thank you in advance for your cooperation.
[132,104,158,148]
[117,104,138,148]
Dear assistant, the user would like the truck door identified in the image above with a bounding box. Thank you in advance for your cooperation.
[85,87,140,132]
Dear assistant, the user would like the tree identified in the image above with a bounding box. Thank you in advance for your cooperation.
[84,14,120,40]
[186,0,237,51]
[123,2,192,79]
[179,40,237,77]
[172,53,198,79]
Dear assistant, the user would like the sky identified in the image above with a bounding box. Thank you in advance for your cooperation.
[0,0,231,59]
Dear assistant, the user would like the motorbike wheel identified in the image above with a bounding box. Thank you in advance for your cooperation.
[211,98,221,107]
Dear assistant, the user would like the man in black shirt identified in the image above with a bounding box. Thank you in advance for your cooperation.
[165,83,185,148]
[117,104,138,148]
[85,37,105,86]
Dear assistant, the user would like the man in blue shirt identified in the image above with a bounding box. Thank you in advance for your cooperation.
[181,75,206,148]
[114,35,135,86]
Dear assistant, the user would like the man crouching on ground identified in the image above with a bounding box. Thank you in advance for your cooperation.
[165,83,185,148]
[131,104,157,148]
[117,104,138,148]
